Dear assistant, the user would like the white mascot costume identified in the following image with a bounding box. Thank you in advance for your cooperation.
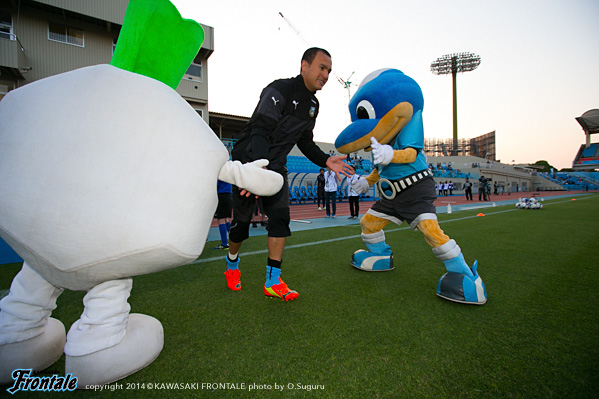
[0,0,283,387]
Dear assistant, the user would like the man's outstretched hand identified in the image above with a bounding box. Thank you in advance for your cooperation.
[326,155,353,179]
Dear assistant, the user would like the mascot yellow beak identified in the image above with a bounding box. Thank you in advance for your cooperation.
[365,102,413,151]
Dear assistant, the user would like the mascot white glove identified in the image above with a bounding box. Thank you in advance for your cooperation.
[371,137,394,166]
[218,160,283,197]
[353,177,370,195]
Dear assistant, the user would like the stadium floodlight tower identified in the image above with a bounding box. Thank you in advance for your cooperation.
[431,52,481,155]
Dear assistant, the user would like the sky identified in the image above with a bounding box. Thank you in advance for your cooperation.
[171,0,599,170]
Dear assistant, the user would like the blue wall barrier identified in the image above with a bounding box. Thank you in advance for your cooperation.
[1,238,22,265]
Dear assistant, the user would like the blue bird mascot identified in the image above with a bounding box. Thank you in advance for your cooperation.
[335,69,487,305]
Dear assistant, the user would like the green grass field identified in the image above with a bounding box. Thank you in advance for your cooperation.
[1,194,598,398]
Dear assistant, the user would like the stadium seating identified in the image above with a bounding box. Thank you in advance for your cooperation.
[574,171,599,184]
[573,143,599,167]
[293,186,305,203]
[582,143,598,158]
[306,186,316,202]
[289,187,300,204]
[300,186,310,202]
[540,171,599,191]
[287,155,321,173]
[337,186,347,201]
[284,154,377,204]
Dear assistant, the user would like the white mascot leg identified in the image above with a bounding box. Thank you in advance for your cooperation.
[64,278,163,387]
[0,262,65,384]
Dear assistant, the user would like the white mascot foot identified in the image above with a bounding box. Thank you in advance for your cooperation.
[0,317,66,385]
[66,313,163,387]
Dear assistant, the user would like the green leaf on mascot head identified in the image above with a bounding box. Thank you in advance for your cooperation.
[111,0,205,90]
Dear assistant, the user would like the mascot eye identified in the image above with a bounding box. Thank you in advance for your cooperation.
[356,100,376,119]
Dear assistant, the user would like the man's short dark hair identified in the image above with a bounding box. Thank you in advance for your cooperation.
[302,47,331,64]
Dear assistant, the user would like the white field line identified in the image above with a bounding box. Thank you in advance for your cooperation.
[190,195,596,265]
[458,203,498,211]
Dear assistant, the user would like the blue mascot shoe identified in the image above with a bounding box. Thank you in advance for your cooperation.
[351,240,394,272]
[351,249,394,271]
[436,261,487,305]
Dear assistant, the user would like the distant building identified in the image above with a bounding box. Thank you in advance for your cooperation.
[424,131,496,161]
[0,0,214,121]
[469,131,496,160]
[573,109,599,170]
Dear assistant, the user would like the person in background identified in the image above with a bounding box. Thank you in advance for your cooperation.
[316,168,326,210]
[347,165,360,219]
[213,179,232,250]
[324,166,339,218]
[463,178,473,201]
[478,177,488,201]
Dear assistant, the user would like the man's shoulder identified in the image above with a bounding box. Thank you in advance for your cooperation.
[267,76,299,93]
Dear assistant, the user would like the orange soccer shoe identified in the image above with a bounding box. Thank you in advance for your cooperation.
[224,268,241,291]
[264,278,298,301]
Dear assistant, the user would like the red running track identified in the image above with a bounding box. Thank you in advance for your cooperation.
[211,190,593,227]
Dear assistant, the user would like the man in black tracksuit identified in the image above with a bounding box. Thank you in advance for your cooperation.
[316,168,325,210]
[224,47,352,301]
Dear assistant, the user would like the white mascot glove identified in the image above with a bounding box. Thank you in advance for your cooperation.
[353,177,370,195]
[370,137,394,166]
[218,160,283,196]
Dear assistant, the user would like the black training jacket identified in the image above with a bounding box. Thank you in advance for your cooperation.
[232,75,330,171]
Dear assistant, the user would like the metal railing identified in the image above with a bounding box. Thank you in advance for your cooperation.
[1,32,25,52]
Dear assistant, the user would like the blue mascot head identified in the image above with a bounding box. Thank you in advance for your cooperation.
[335,69,424,154]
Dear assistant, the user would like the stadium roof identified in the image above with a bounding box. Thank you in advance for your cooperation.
[575,109,599,135]
[208,112,249,141]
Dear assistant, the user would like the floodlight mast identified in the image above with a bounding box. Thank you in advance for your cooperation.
[431,52,481,155]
